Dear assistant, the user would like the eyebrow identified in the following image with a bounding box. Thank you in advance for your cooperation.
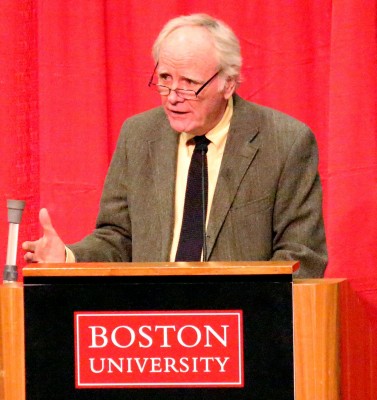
[157,67,202,83]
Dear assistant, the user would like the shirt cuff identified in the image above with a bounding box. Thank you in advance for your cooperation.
[65,247,76,263]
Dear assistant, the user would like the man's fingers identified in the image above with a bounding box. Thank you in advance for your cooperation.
[24,252,35,263]
[22,208,66,263]
[22,240,36,252]
[39,208,57,236]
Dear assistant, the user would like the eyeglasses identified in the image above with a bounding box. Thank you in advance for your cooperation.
[148,63,221,100]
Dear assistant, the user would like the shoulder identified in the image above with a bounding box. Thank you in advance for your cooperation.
[112,105,176,156]
[230,95,320,167]
[113,105,175,152]
[233,94,310,134]
[120,106,168,136]
[232,94,317,150]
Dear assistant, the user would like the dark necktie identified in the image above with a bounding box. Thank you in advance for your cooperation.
[175,135,211,262]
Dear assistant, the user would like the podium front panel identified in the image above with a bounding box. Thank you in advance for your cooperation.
[24,273,293,400]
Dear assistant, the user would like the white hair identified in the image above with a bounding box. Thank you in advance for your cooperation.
[152,14,242,84]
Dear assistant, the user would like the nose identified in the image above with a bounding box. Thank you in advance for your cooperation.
[167,88,185,104]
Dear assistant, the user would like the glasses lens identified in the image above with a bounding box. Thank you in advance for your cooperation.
[151,85,197,100]
[155,85,169,95]
[176,90,197,100]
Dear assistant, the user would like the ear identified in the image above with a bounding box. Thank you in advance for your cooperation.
[223,76,237,99]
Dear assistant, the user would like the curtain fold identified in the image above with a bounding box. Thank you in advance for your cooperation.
[325,0,377,280]
[37,1,110,242]
[0,0,39,259]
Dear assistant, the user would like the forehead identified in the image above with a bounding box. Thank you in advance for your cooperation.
[158,26,218,74]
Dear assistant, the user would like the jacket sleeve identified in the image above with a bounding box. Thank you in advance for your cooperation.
[271,127,327,278]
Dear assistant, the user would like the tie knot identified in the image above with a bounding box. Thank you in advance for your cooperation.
[194,135,211,154]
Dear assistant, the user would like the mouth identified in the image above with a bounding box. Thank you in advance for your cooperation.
[166,109,190,118]
[167,107,188,114]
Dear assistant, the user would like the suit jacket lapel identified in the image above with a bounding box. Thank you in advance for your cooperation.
[206,95,260,258]
[148,122,178,260]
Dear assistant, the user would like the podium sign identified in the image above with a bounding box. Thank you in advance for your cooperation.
[23,262,296,400]
[74,310,244,388]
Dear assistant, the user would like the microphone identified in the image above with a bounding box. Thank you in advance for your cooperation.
[4,199,26,283]
[200,145,209,262]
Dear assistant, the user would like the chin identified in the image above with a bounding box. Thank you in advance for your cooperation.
[168,118,193,134]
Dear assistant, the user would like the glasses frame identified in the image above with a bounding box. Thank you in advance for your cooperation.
[148,63,221,100]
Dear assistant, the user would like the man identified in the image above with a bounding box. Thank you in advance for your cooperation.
[23,14,327,277]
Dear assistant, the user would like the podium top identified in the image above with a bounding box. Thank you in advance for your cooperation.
[23,261,299,277]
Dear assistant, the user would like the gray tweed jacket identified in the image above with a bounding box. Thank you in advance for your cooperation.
[69,94,327,278]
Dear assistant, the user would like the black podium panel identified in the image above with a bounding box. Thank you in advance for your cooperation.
[24,274,293,400]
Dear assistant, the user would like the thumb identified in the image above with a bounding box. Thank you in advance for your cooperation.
[39,208,57,236]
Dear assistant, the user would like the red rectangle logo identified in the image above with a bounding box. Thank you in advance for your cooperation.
[75,310,244,388]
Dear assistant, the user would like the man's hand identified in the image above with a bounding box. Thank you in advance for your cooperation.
[22,208,66,263]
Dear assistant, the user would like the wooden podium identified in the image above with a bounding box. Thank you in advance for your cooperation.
[0,262,343,399]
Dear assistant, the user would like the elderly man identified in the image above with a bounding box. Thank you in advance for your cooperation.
[23,14,327,277]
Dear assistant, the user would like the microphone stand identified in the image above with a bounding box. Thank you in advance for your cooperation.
[201,149,208,262]
[4,199,26,283]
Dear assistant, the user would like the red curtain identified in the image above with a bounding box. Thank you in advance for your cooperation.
[1,1,377,398]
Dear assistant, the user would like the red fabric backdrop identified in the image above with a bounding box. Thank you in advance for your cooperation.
[1,1,376,398]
